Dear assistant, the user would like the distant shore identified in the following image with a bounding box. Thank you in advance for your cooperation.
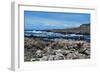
[45,24,90,35]
[24,37,90,62]
[25,24,90,35]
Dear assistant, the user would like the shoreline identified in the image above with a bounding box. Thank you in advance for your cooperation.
[24,37,90,62]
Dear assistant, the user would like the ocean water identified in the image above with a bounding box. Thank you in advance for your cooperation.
[24,30,90,42]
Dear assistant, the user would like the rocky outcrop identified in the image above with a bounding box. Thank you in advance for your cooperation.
[24,37,90,62]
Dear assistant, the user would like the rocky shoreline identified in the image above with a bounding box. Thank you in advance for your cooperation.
[44,24,90,35]
[24,37,90,62]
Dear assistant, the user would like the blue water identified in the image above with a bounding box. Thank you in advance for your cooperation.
[24,30,90,42]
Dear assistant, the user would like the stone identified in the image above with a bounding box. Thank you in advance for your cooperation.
[30,58,40,61]
[84,49,90,55]
[54,53,64,60]
[24,37,90,61]
[78,53,86,59]
[35,50,43,58]
[48,55,55,60]
[66,53,73,59]
[40,56,48,61]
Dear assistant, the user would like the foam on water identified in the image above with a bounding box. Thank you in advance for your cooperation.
[24,30,90,42]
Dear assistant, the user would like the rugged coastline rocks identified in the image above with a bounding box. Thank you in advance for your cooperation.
[24,37,90,62]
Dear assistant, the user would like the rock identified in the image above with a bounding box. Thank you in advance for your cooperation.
[84,49,90,55]
[48,55,55,60]
[24,37,90,61]
[35,50,43,58]
[24,38,34,49]
[55,49,62,54]
[71,51,79,59]
[44,47,52,54]
[31,58,40,61]
[24,52,32,62]
[28,47,37,54]
[77,53,86,59]
[54,53,64,60]
[66,53,76,59]
[78,47,86,53]
[40,56,48,61]
[62,50,70,56]
[55,49,70,55]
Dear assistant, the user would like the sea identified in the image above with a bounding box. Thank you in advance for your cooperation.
[24,30,90,42]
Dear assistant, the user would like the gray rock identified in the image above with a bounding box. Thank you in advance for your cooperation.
[48,55,55,60]
[55,49,62,54]
[66,53,77,59]
[44,47,55,55]
[30,58,40,61]
[40,56,48,61]
[35,50,43,58]
[54,53,64,60]
[84,49,90,55]
[78,53,86,59]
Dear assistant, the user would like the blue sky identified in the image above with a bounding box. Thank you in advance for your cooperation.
[24,11,90,30]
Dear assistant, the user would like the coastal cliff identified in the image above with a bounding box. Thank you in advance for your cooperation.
[46,24,90,35]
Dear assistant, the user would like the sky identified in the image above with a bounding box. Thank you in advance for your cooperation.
[24,11,90,30]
